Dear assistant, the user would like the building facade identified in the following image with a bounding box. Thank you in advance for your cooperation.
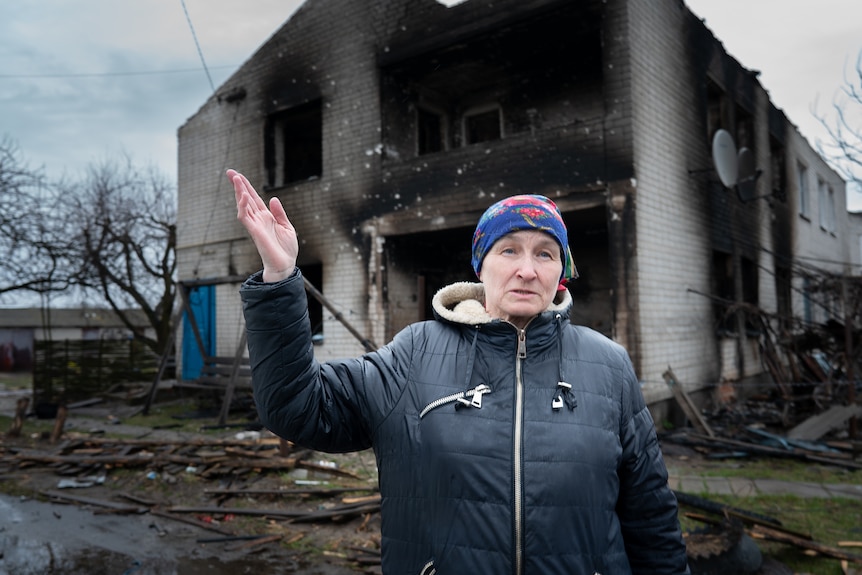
[176,0,854,414]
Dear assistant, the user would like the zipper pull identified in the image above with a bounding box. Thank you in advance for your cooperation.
[454,384,491,410]
[517,330,526,359]
[470,384,490,408]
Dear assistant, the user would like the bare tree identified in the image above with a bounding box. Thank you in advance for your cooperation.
[816,49,862,196]
[0,139,176,356]
[0,137,76,300]
[62,156,177,356]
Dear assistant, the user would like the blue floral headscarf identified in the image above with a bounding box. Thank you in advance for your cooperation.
[471,194,578,284]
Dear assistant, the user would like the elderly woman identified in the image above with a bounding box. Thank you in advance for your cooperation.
[229,169,689,575]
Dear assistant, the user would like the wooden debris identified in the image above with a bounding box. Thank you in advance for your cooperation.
[787,404,862,441]
[751,525,862,565]
[666,430,862,470]
[167,505,307,519]
[40,489,147,514]
[663,367,715,437]
[49,405,67,444]
[204,487,378,497]
[291,497,381,524]
[674,490,785,529]
[149,507,235,535]
[225,534,283,551]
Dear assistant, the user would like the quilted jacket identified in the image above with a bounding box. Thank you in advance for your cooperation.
[240,269,689,575]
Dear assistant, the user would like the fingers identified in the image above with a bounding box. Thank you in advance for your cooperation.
[269,196,290,228]
[227,169,267,214]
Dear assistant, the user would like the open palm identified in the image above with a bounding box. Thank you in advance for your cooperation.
[227,169,298,283]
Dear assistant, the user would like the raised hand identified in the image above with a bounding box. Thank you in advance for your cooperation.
[227,169,298,283]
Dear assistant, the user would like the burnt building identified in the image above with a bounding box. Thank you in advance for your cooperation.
[176,0,853,416]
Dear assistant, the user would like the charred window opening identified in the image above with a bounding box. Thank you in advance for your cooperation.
[770,137,785,201]
[712,252,735,333]
[735,106,754,155]
[303,263,324,345]
[264,100,323,187]
[712,252,759,334]
[463,106,502,145]
[797,161,810,218]
[706,80,730,142]
[417,106,446,155]
[774,265,792,334]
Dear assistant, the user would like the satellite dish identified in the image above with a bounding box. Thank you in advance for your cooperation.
[711,129,738,188]
[736,147,757,202]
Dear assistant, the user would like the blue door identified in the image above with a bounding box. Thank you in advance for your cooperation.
[182,285,215,380]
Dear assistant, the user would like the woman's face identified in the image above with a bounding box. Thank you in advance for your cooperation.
[479,230,563,329]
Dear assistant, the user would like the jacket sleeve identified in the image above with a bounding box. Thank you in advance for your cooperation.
[240,269,412,453]
[616,353,690,575]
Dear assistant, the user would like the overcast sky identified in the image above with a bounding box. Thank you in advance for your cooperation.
[2,0,860,207]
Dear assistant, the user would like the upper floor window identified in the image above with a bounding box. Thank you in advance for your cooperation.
[769,137,785,201]
[706,80,729,142]
[463,106,502,145]
[417,106,447,155]
[818,178,836,233]
[797,162,809,218]
[264,100,322,188]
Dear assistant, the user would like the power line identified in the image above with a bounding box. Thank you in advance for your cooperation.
[180,0,215,92]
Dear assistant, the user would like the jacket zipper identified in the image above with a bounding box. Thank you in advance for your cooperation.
[418,384,492,419]
[514,327,527,575]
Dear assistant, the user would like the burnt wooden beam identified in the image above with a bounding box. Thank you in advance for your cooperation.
[751,525,862,565]
[149,507,235,535]
[166,505,306,519]
[663,368,715,437]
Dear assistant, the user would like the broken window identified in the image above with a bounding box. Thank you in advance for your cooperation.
[802,277,814,324]
[463,106,502,145]
[770,137,785,200]
[817,178,835,233]
[706,80,729,142]
[774,265,792,334]
[797,162,810,218]
[711,251,759,334]
[417,107,446,155]
[735,106,754,155]
[264,100,323,188]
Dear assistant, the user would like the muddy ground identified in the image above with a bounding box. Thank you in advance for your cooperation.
[0,384,822,575]
[0,387,383,575]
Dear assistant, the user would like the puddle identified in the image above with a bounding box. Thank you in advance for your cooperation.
[0,495,357,574]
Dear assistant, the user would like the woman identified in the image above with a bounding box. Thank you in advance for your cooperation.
[229,169,689,574]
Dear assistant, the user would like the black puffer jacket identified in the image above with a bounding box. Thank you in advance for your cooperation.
[240,269,689,575]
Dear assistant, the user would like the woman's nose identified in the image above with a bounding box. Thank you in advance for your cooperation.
[515,256,538,278]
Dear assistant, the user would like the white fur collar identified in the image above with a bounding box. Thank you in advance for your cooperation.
[431,282,572,325]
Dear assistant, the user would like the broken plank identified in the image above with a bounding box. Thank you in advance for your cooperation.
[167,505,306,519]
[40,490,146,513]
[663,367,715,437]
[787,404,862,441]
[751,525,862,564]
[149,508,234,535]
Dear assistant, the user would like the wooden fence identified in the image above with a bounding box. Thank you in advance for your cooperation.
[33,339,168,408]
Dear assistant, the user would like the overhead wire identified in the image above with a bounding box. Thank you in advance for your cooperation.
[180,0,215,93]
